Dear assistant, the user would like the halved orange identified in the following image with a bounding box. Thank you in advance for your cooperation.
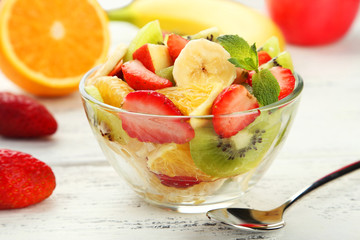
[0,0,110,96]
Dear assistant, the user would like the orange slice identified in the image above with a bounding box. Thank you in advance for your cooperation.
[147,143,216,182]
[90,76,134,107]
[157,83,223,116]
[0,0,110,96]
[157,85,212,115]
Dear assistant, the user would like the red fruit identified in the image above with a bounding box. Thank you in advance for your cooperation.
[0,149,56,209]
[269,66,296,100]
[132,44,155,72]
[166,34,189,61]
[108,59,123,78]
[234,68,250,84]
[122,60,173,90]
[0,92,57,138]
[258,50,272,66]
[266,0,360,45]
[132,43,173,73]
[212,85,260,138]
[155,174,201,188]
[246,70,256,86]
[121,91,195,144]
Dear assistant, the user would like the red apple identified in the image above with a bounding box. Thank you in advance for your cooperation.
[265,0,360,45]
[133,43,173,73]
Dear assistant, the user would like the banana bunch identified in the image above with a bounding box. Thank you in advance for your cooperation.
[107,0,285,49]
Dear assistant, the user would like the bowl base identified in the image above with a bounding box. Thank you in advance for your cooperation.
[143,197,240,214]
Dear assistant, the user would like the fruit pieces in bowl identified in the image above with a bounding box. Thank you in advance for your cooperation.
[81,20,301,206]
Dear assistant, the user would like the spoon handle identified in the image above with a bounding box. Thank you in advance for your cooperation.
[284,160,360,210]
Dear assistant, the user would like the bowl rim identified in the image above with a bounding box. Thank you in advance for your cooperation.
[79,66,304,119]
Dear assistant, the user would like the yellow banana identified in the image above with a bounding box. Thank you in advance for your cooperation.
[107,0,285,49]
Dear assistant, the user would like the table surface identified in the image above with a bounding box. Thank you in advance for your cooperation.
[1,1,360,240]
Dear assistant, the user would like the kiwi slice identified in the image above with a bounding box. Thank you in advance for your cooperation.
[260,51,294,72]
[85,86,130,144]
[155,66,175,85]
[258,36,280,58]
[85,85,103,102]
[124,20,164,62]
[186,27,220,41]
[189,111,281,178]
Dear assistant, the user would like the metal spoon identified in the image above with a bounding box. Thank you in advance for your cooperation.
[207,160,360,231]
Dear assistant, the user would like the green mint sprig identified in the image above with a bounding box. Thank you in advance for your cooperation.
[252,69,280,106]
[217,34,280,106]
[217,35,259,72]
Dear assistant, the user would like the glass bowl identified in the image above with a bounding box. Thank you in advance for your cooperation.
[79,67,303,213]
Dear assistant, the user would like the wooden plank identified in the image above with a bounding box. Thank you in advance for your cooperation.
[0,158,358,239]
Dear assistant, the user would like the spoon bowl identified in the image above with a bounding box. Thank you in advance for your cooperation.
[207,160,360,231]
[207,205,287,231]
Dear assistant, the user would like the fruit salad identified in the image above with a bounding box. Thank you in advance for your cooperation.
[80,20,302,211]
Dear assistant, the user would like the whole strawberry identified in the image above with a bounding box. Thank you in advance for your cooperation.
[0,92,57,138]
[0,149,56,209]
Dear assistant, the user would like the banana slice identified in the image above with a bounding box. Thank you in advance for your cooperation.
[87,43,128,85]
[189,82,224,128]
[173,39,236,88]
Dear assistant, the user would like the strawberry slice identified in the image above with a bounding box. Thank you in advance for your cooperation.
[166,34,189,62]
[269,66,296,100]
[155,174,201,188]
[234,68,250,84]
[246,70,256,86]
[247,67,295,100]
[245,51,271,85]
[212,84,260,138]
[108,59,123,78]
[121,91,195,144]
[122,60,173,90]
[257,50,272,66]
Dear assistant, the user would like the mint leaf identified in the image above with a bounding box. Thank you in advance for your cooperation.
[217,35,249,57]
[217,35,258,71]
[249,43,259,67]
[229,58,247,69]
[244,57,257,70]
[252,69,280,106]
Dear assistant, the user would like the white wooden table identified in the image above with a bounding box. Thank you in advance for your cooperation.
[1,1,360,239]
